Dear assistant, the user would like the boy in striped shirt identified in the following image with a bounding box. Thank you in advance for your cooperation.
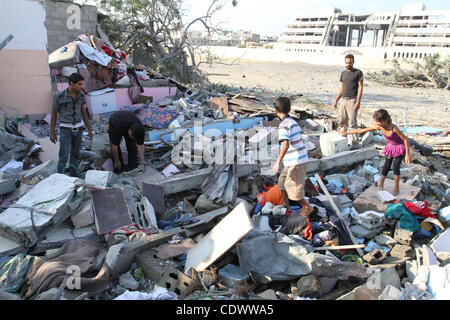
[272,97,314,216]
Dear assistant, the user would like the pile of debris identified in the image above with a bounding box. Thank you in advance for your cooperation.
[1,75,449,300]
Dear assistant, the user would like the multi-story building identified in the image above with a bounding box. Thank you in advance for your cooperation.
[275,4,450,60]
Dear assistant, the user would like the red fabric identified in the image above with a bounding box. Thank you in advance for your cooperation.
[404,201,436,219]
[303,218,313,241]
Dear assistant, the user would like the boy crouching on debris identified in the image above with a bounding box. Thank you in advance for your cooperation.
[272,97,315,216]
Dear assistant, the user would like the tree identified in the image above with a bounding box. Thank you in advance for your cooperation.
[367,53,450,90]
[98,0,237,84]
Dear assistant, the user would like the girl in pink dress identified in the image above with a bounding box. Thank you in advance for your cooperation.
[341,109,412,195]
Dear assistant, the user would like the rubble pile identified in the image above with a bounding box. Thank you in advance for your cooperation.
[0,34,449,301]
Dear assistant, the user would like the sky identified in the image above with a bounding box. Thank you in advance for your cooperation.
[79,0,449,36]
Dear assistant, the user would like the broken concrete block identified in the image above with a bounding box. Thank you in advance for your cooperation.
[21,160,57,181]
[0,290,21,300]
[430,228,450,257]
[394,223,413,246]
[257,289,278,300]
[185,202,253,273]
[29,222,100,255]
[406,260,418,282]
[297,275,323,298]
[320,147,378,172]
[237,231,313,282]
[91,188,132,234]
[363,249,387,265]
[350,224,384,239]
[155,238,196,260]
[0,176,15,195]
[136,249,201,297]
[234,197,255,215]
[377,190,396,203]
[218,264,250,288]
[319,277,338,295]
[70,201,93,229]
[0,235,23,257]
[320,132,349,157]
[182,207,229,238]
[85,170,113,189]
[374,235,396,247]
[378,284,402,300]
[119,272,139,290]
[362,131,373,146]
[0,174,78,246]
[439,206,450,223]
[337,267,400,300]
[356,211,385,230]
[309,253,374,280]
[194,194,223,214]
[106,239,156,277]
[390,244,414,259]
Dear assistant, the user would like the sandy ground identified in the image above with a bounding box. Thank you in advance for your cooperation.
[200,60,450,130]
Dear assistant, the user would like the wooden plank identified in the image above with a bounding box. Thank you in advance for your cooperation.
[37,138,60,163]
[141,183,166,221]
[314,173,365,257]
[184,203,253,272]
[314,244,366,251]
[91,188,132,234]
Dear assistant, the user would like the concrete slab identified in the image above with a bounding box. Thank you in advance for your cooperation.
[136,249,201,297]
[320,147,379,171]
[0,235,24,256]
[20,160,57,180]
[155,238,196,260]
[154,164,257,195]
[70,201,93,229]
[30,222,100,255]
[91,133,110,152]
[85,170,112,189]
[0,174,77,246]
[0,177,16,195]
[37,138,60,163]
[185,202,253,273]
[218,264,250,288]
[353,179,421,214]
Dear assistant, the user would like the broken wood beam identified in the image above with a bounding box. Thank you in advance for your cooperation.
[313,244,366,251]
[314,173,365,257]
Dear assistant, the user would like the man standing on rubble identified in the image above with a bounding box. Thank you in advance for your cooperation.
[332,54,364,148]
[108,110,147,173]
[50,73,93,177]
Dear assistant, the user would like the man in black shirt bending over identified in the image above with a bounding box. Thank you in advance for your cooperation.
[108,110,147,172]
[332,54,364,147]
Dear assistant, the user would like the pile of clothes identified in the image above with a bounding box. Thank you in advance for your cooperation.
[49,34,148,103]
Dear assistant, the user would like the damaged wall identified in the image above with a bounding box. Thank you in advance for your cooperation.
[44,0,98,53]
[0,0,52,117]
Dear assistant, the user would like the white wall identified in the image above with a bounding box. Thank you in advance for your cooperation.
[0,0,48,51]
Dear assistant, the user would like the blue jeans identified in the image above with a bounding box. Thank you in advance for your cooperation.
[57,128,82,177]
